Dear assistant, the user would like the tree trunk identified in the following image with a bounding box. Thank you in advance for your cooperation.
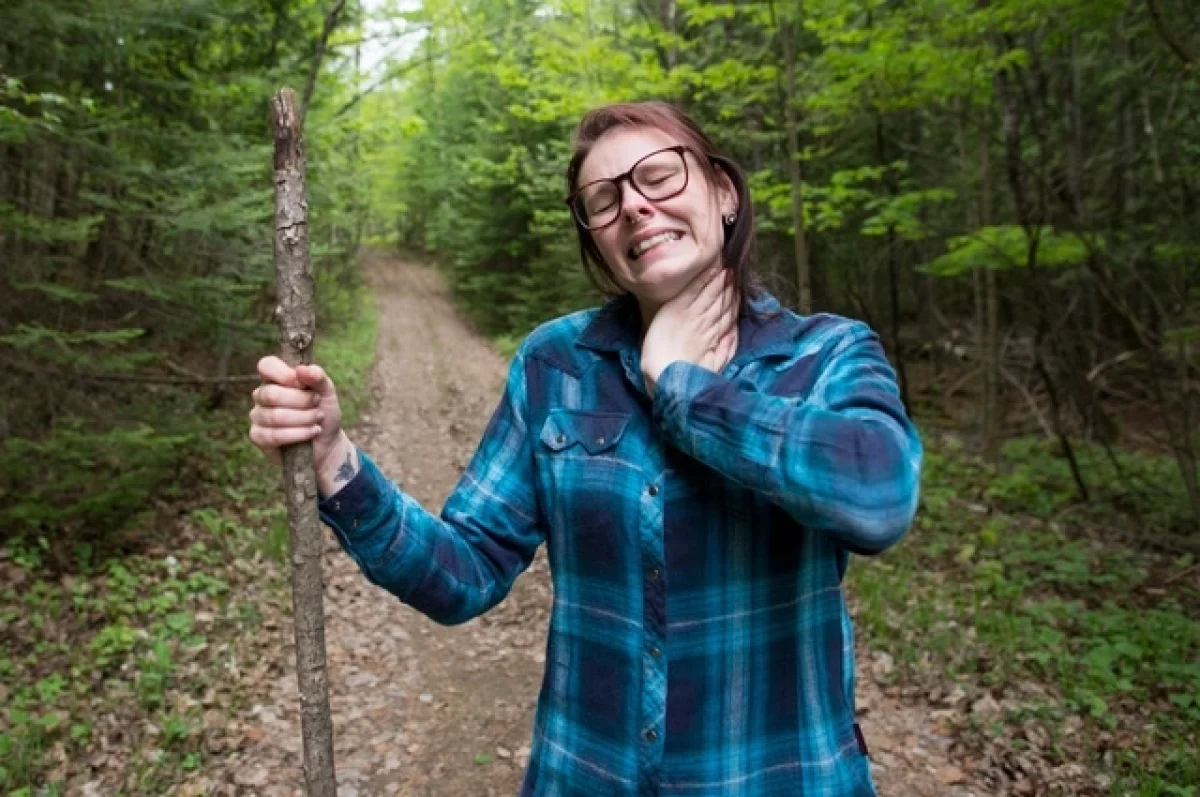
[300,0,349,124]
[270,87,338,797]
[956,103,998,455]
[980,128,1001,459]
[875,115,909,408]
[774,1,811,313]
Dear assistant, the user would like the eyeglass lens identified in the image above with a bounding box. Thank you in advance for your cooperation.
[573,149,687,229]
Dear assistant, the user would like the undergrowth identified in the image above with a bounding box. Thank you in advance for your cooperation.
[850,433,1200,796]
[0,279,378,794]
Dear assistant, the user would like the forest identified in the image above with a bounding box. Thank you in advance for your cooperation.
[1,0,1198,793]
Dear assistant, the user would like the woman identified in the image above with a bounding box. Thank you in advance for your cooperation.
[249,101,922,796]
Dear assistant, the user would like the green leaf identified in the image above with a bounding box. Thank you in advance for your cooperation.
[919,226,1089,276]
[11,282,98,304]
[36,711,63,730]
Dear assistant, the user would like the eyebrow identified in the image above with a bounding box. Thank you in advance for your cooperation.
[581,146,681,184]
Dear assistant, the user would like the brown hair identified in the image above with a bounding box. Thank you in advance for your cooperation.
[566,101,765,315]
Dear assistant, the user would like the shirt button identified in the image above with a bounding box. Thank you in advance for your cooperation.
[556,434,566,444]
[648,484,659,497]
[332,500,341,511]
[648,568,660,581]
[649,647,661,659]
[351,519,359,530]
[596,436,605,445]
[644,728,658,742]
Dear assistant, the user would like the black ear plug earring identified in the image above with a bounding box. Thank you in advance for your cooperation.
[723,211,737,226]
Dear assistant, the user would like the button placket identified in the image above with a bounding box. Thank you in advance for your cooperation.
[636,448,668,781]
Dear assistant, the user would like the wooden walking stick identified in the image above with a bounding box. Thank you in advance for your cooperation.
[270,87,337,797]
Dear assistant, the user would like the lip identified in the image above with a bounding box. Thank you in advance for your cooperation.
[626,227,685,257]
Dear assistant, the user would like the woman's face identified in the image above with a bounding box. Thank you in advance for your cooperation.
[576,127,736,307]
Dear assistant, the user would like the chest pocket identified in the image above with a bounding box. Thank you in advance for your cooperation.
[537,409,638,585]
[538,409,632,455]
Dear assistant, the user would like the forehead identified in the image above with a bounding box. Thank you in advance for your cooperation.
[577,126,680,185]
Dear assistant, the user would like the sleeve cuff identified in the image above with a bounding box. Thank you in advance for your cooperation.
[651,360,725,440]
[317,447,391,543]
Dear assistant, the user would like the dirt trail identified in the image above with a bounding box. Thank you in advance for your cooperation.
[212,253,971,796]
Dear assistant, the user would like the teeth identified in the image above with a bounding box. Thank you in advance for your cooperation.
[630,231,681,258]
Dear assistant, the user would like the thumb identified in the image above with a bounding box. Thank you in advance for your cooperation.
[295,364,336,397]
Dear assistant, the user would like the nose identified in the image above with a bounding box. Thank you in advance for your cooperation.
[620,180,653,223]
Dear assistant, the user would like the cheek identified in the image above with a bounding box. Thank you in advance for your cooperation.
[689,206,722,250]
[594,231,626,264]
[672,193,718,244]
[592,233,634,285]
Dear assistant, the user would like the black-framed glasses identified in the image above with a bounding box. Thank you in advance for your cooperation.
[566,145,691,231]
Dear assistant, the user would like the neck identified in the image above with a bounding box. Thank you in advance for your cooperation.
[636,297,663,338]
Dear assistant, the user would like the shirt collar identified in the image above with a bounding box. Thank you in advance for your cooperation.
[576,288,801,366]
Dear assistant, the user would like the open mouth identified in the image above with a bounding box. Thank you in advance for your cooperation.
[628,230,683,261]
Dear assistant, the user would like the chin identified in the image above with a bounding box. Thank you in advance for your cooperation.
[626,256,703,297]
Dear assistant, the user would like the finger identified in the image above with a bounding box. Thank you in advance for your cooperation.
[724,285,739,331]
[714,299,734,350]
[714,324,736,367]
[692,268,729,319]
[720,333,736,367]
[706,326,734,373]
[700,279,729,347]
[249,406,324,428]
[722,316,737,351]
[680,262,724,306]
[718,276,733,321]
[295,364,336,398]
[257,356,299,388]
[249,425,321,450]
[254,384,321,409]
[698,269,731,323]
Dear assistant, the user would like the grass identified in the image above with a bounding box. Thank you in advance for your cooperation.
[315,280,379,426]
[850,433,1200,796]
[0,278,379,795]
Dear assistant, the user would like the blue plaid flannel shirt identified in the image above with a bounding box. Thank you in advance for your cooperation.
[318,289,922,796]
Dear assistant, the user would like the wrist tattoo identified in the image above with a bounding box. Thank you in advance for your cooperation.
[334,451,357,483]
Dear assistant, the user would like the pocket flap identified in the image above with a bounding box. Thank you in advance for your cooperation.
[539,410,632,455]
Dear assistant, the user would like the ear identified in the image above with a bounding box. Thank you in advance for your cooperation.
[714,164,738,217]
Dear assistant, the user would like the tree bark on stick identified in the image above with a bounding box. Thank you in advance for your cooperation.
[270,87,338,797]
